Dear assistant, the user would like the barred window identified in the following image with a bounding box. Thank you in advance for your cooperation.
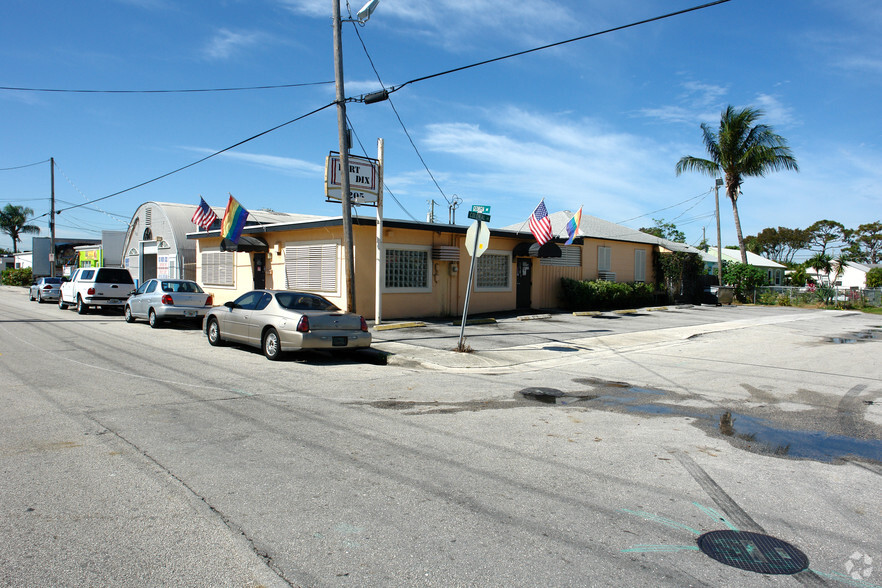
[476,252,511,291]
[385,247,430,292]
[202,251,235,286]
[284,243,338,292]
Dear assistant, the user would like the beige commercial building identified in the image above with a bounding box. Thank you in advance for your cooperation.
[189,209,664,320]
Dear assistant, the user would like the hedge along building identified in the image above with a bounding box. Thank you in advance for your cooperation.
[122,202,316,285]
[188,208,663,321]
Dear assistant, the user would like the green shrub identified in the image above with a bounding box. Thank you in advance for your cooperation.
[560,278,659,311]
[867,267,882,289]
[1,267,33,287]
[777,294,791,306]
[758,290,778,305]
[722,262,768,302]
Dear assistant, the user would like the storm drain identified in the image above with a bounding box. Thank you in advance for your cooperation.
[697,530,809,575]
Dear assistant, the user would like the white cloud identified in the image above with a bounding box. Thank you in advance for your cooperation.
[202,29,268,60]
[183,147,323,176]
[752,94,797,127]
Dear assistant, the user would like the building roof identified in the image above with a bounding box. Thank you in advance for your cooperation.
[702,247,786,268]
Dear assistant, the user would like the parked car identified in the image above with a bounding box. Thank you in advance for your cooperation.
[29,277,63,303]
[125,279,214,328]
[203,290,371,360]
[59,267,135,313]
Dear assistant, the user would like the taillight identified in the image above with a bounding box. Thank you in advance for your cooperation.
[296,316,310,333]
[205,294,213,306]
[43,285,52,291]
[161,294,173,305]
[87,287,95,295]
[360,316,368,332]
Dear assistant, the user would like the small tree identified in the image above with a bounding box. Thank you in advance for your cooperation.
[0,204,41,253]
[867,267,882,289]
[722,261,767,301]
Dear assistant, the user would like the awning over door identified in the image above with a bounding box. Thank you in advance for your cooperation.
[512,241,562,258]
[220,235,268,252]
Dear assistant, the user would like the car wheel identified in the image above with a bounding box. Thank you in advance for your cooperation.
[76,297,88,315]
[124,305,136,323]
[36,291,43,303]
[263,328,282,360]
[148,309,161,329]
[207,318,223,346]
[58,297,68,310]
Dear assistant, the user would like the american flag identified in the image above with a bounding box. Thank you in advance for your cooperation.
[191,197,217,230]
[529,199,553,245]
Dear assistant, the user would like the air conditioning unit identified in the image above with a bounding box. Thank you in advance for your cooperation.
[598,271,616,282]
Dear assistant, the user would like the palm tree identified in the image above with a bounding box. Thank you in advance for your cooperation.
[0,204,41,253]
[676,106,799,264]
[806,252,832,285]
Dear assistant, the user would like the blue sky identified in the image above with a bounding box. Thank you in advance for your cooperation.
[2,0,880,255]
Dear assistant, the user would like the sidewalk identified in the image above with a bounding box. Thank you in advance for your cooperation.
[369,305,840,372]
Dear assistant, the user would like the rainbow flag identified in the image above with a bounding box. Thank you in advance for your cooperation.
[565,206,582,245]
[221,195,249,243]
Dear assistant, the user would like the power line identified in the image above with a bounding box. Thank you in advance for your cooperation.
[0,81,334,94]
[373,0,733,100]
[350,21,451,208]
[0,159,49,171]
[617,189,712,225]
[47,101,336,216]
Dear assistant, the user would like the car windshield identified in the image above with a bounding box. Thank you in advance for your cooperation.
[161,281,203,293]
[275,292,338,312]
[45,278,62,284]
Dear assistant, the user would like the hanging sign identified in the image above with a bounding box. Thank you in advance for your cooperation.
[325,152,380,205]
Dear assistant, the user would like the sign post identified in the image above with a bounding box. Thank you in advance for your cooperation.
[458,206,491,350]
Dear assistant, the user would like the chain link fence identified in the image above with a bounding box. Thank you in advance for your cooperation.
[747,286,882,307]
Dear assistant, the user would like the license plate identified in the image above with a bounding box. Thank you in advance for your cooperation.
[184,310,197,317]
[332,336,348,347]
[108,299,119,304]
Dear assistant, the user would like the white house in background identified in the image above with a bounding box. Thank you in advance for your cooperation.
[702,247,787,285]
[808,261,882,288]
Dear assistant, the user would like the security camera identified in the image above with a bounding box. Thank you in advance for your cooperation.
[357,0,380,22]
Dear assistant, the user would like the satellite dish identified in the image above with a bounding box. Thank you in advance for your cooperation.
[357,0,380,22]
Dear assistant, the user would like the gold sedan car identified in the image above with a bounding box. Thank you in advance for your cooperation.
[203,290,371,360]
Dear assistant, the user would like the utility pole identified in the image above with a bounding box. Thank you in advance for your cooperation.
[50,157,56,277]
[375,138,384,325]
[715,178,723,287]
[333,0,356,312]
[449,195,462,224]
[427,199,437,223]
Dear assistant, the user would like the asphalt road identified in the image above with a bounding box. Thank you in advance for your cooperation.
[1,286,880,587]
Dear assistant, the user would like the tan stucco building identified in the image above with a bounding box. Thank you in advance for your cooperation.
[189,209,664,320]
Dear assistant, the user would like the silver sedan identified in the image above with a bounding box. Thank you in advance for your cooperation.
[125,279,213,328]
[29,277,63,303]
[203,290,371,360]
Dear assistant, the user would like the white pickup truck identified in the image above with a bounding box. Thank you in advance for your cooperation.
[59,267,135,314]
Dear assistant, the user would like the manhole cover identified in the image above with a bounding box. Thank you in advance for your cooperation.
[697,530,809,575]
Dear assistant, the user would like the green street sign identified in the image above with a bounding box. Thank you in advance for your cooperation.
[467,211,491,222]
[470,205,491,214]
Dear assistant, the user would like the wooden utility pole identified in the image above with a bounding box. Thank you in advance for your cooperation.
[50,157,56,277]
[375,138,384,325]
[715,178,723,286]
[333,0,356,312]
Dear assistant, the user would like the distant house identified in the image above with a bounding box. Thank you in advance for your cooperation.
[702,247,786,285]
[809,261,882,289]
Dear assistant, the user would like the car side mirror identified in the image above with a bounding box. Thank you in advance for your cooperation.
[224,301,236,309]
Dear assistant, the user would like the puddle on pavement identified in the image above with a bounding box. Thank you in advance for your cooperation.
[826,330,882,344]
[517,382,882,465]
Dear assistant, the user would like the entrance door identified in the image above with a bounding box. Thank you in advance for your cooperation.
[516,258,532,309]
[252,253,266,290]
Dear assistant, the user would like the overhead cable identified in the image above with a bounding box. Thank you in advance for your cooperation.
[367,0,733,100]
[0,81,334,94]
[55,101,336,214]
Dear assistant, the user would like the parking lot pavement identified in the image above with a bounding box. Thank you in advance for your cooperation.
[369,304,852,371]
